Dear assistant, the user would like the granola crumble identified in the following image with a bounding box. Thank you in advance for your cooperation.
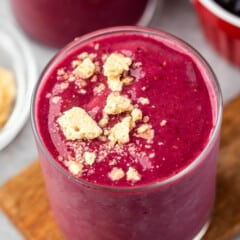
[108,167,125,181]
[103,53,132,91]
[51,47,158,185]
[104,92,133,115]
[108,116,132,144]
[57,107,102,140]
[126,167,141,182]
[73,58,96,79]
[0,68,16,128]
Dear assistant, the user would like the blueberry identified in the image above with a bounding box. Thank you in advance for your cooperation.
[232,1,240,15]
[215,0,240,16]
[216,0,235,4]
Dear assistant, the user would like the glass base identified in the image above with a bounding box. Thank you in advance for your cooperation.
[193,221,210,240]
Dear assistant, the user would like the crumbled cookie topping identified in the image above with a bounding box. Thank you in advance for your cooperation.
[108,167,125,181]
[160,119,167,127]
[0,68,16,129]
[136,124,154,140]
[60,82,69,90]
[57,107,102,140]
[51,96,61,104]
[53,47,158,185]
[108,116,132,144]
[131,108,142,123]
[84,152,96,165]
[103,53,132,91]
[138,97,150,105]
[68,161,83,176]
[104,92,133,115]
[77,52,89,60]
[103,53,132,79]
[143,116,150,123]
[93,83,106,95]
[126,167,141,182]
[99,114,109,127]
[57,68,65,76]
[73,57,96,79]
[122,76,134,85]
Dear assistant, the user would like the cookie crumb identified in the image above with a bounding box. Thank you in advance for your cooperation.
[79,89,87,95]
[143,116,149,123]
[51,96,61,104]
[107,78,123,92]
[93,83,105,95]
[131,108,142,122]
[103,53,132,79]
[108,116,132,144]
[78,52,89,60]
[0,68,16,128]
[74,58,95,79]
[109,159,117,166]
[68,161,83,176]
[45,93,52,98]
[104,92,133,115]
[149,153,155,158]
[98,135,107,142]
[84,152,96,165]
[138,97,150,105]
[60,82,69,90]
[126,167,141,182]
[133,62,142,68]
[57,107,102,140]
[122,76,133,85]
[99,114,109,127]
[57,68,65,76]
[136,124,154,140]
[160,120,167,127]
[94,43,100,50]
[90,75,98,82]
[108,167,125,181]
[103,53,132,91]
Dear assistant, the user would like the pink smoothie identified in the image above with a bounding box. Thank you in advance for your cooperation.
[10,0,151,48]
[32,27,222,240]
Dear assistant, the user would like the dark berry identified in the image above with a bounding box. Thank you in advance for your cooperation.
[233,1,240,15]
[214,0,240,16]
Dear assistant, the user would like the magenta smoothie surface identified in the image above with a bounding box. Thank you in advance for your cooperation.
[36,31,213,187]
[32,27,222,240]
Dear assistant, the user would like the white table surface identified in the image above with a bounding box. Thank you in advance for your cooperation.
[0,0,240,239]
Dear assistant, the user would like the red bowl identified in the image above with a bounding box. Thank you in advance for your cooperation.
[192,0,240,66]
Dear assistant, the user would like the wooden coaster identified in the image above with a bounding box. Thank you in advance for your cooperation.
[0,161,63,240]
[0,96,240,240]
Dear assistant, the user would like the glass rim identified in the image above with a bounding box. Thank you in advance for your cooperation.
[31,26,223,193]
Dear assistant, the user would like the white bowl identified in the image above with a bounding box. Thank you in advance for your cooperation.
[0,22,37,150]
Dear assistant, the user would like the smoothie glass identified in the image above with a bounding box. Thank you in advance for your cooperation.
[31,27,222,240]
[10,0,157,48]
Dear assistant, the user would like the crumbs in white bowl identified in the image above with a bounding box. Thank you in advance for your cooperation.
[0,67,16,129]
[0,22,37,150]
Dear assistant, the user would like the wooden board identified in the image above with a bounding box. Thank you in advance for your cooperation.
[0,96,240,240]
[0,161,63,240]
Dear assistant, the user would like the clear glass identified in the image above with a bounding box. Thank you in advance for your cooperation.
[31,26,222,240]
[10,0,158,48]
